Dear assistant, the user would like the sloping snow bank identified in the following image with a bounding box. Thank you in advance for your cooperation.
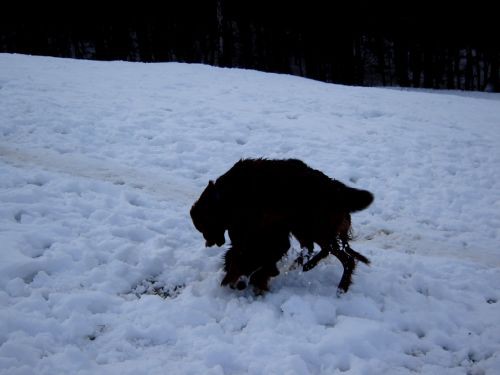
[1,54,499,374]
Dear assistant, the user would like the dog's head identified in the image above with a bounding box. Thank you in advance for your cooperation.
[190,181,226,247]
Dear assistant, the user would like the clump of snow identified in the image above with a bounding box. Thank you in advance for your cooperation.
[0,54,499,374]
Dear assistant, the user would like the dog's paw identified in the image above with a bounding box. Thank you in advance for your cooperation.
[336,288,346,298]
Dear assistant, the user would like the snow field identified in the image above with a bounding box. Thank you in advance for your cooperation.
[0,54,499,374]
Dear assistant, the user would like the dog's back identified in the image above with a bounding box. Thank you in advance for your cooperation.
[215,158,373,220]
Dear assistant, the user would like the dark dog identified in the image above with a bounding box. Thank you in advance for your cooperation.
[190,158,373,293]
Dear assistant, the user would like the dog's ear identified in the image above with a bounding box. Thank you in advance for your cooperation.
[206,180,220,202]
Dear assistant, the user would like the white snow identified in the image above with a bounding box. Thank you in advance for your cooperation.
[0,53,499,375]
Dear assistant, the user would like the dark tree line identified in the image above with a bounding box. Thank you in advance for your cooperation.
[1,3,498,91]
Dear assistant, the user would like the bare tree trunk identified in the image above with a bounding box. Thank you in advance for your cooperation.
[215,0,224,66]
[465,47,473,90]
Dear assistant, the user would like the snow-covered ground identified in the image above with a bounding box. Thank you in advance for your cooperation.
[0,54,499,375]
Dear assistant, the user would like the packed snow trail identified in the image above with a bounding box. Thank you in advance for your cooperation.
[0,145,198,202]
[1,54,499,375]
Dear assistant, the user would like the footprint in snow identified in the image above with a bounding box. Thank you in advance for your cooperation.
[131,279,186,299]
[235,138,247,145]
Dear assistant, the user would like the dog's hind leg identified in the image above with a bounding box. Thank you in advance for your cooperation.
[343,243,370,265]
[329,243,356,293]
[337,218,370,266]
[302,246,329,272]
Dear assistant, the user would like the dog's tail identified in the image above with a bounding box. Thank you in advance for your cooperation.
[343,186,374,213]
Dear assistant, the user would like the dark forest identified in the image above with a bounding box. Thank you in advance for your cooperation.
[1,2,498,91]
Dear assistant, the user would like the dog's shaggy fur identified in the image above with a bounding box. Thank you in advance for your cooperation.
[190,158,374,293]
